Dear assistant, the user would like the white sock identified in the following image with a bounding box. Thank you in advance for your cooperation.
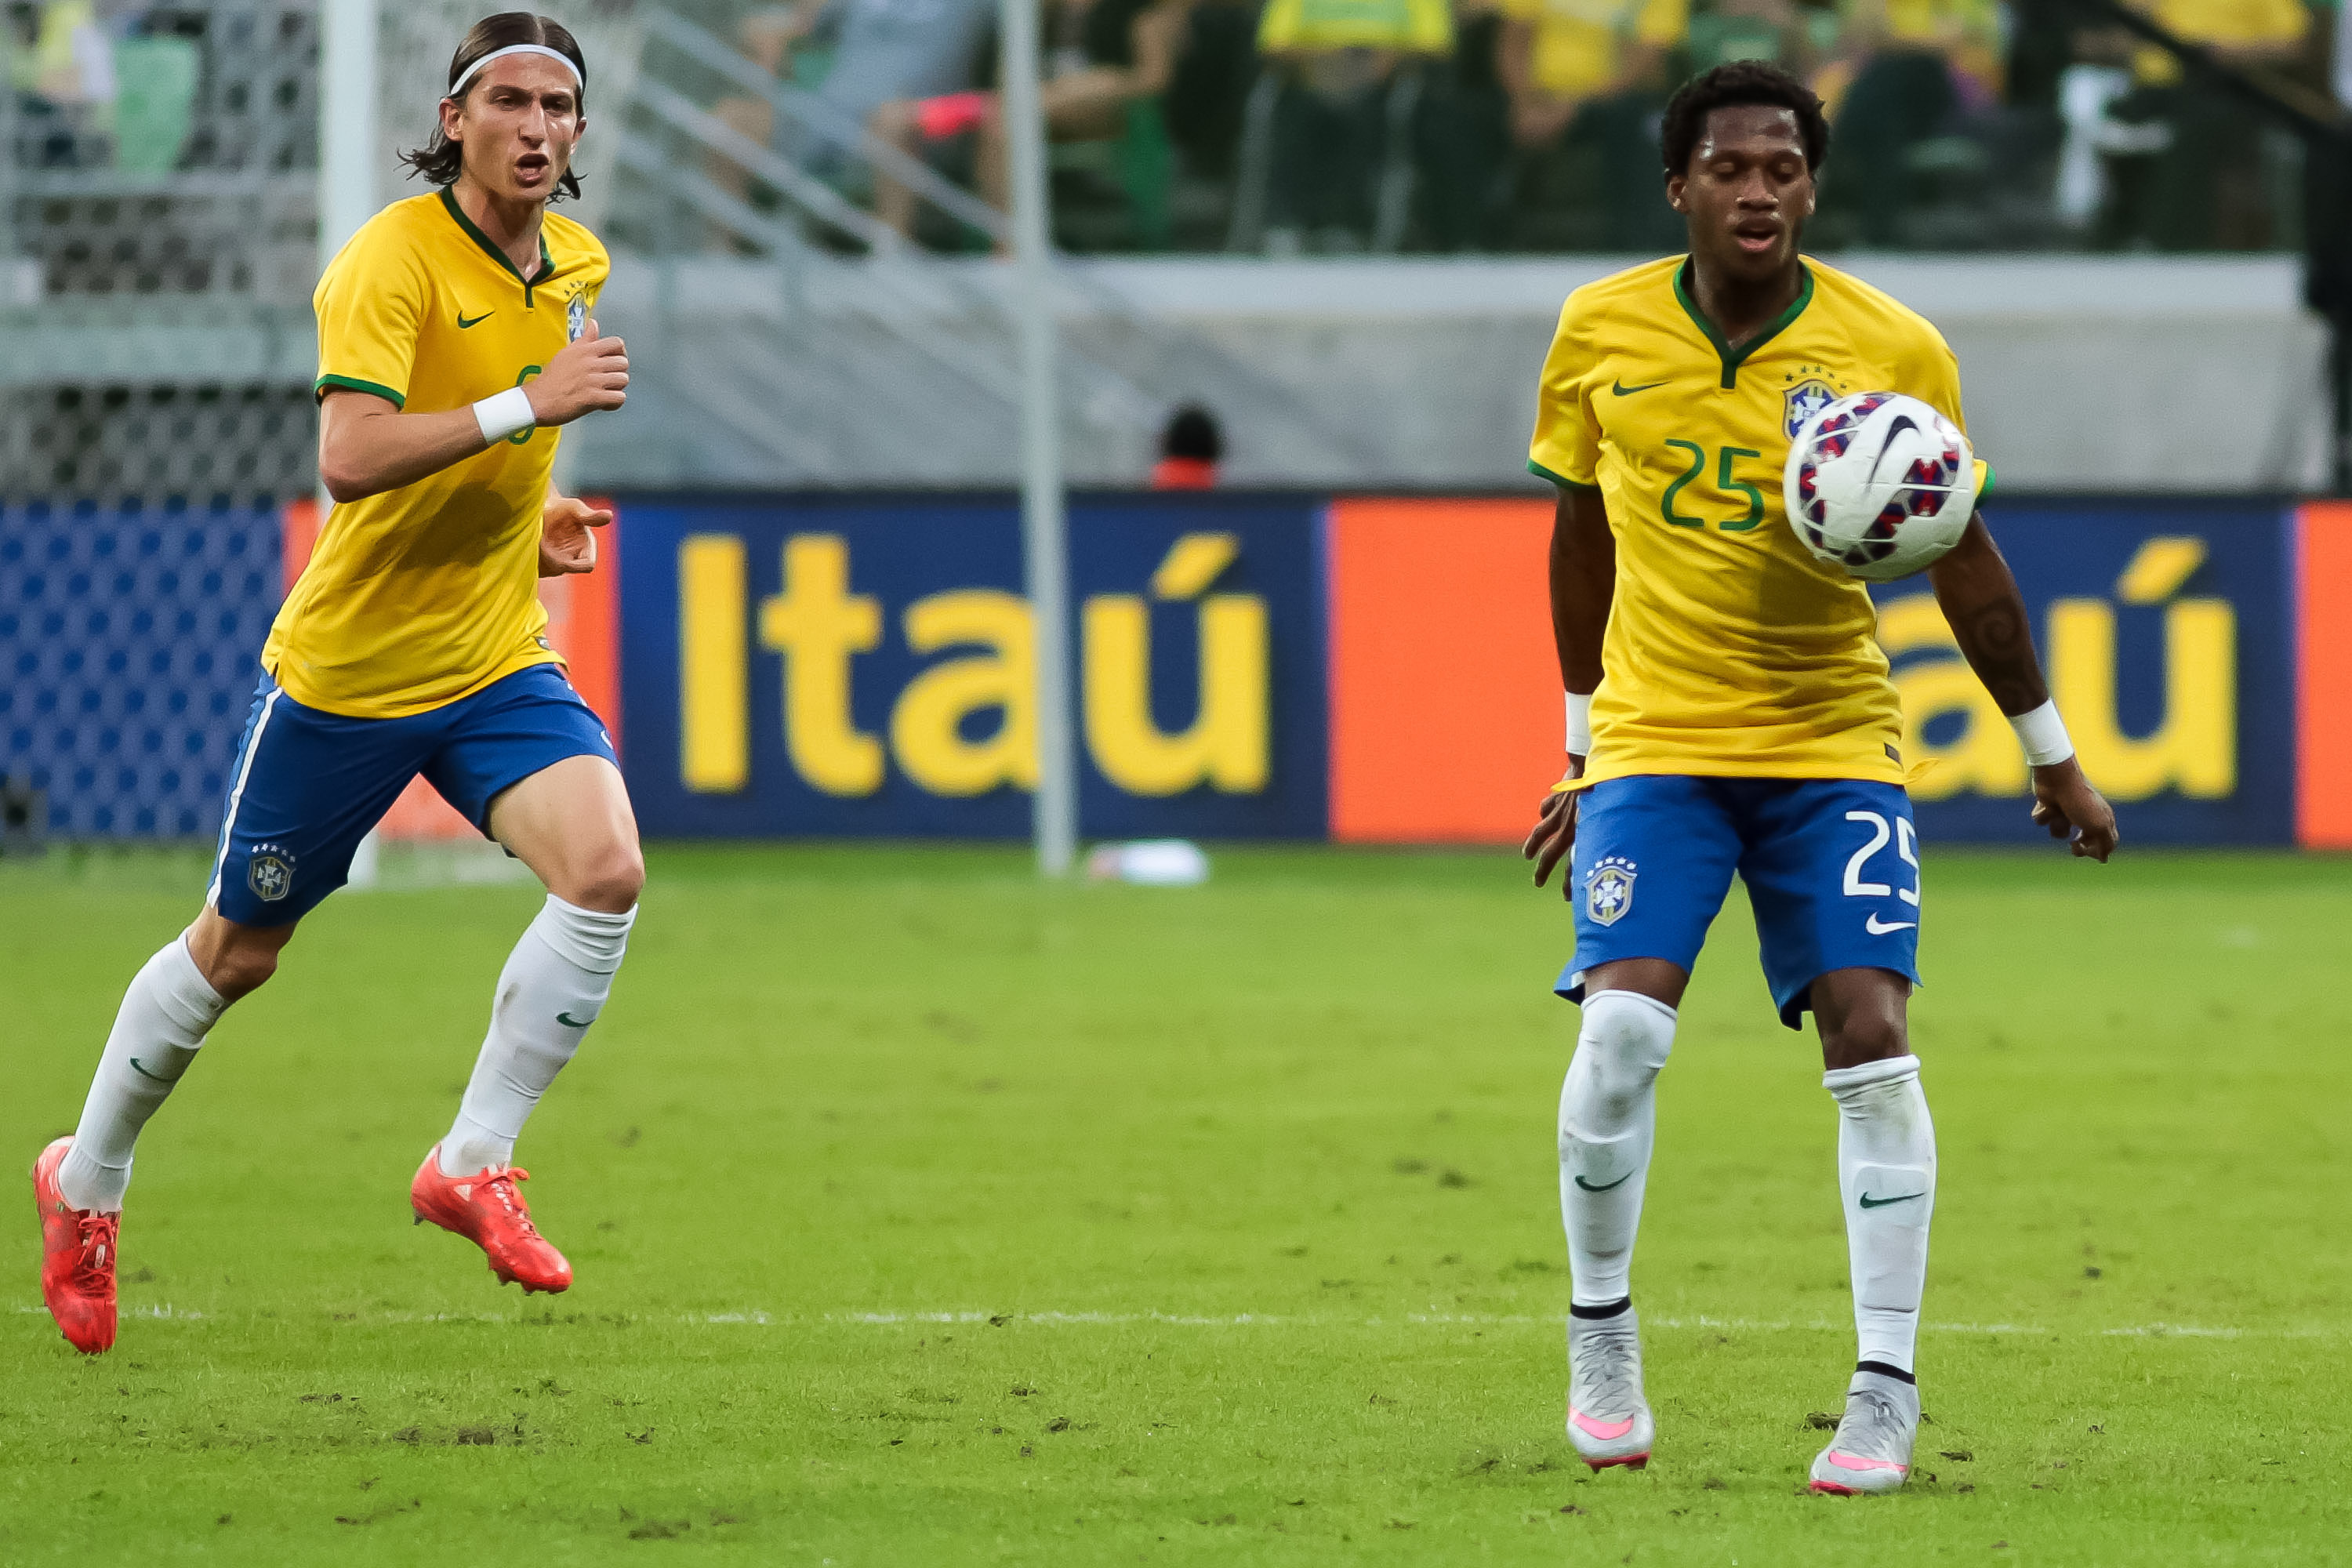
[1559,989,1677,1308]
[58,936,227,1213]
[441,895,636,1176]
[1825,1054,1937,1375]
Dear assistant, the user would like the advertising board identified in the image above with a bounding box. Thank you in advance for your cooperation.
[0,500,278,838]
[5,492,2333,848]
[1883,499,2292,844]
[618,493,1327,839]
[1326,496,2299,846]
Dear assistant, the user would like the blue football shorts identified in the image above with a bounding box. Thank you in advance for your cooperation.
[1557,775,1923,1030]
[206,663,617,927]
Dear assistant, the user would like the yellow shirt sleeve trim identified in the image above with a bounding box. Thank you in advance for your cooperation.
[315,374,405,408]
[1530,459,1599,491]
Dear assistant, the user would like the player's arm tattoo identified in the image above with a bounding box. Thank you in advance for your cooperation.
[1550,485,1613,696]
[1928,513,2049,717]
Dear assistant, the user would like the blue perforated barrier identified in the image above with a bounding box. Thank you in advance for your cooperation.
[0,503,280,839]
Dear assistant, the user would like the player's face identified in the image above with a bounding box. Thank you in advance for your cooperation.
[1667,105,1814,283]
[443,54,583,205]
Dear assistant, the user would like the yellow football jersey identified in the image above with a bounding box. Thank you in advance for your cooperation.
[2130,0,2307,85]
[1499,0,1687,101]
[1258,0,1454,54]
[266,188,609,719]
[1530,255,1984,786]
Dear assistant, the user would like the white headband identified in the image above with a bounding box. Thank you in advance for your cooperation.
[446,43,583,100]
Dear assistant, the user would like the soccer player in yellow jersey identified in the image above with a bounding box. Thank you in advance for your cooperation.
[34,13,637,1355]
[1519,62,2118,1494]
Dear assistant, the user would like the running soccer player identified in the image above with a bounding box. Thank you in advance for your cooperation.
[1520,62,2119,1494]
[34,13,637,1355]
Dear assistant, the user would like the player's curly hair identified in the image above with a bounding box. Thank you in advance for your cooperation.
[1659,60,1831,178]
[399,13,589,202]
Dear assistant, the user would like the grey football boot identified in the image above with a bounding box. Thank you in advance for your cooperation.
[1565,1307,1655,1469]
[1808,1368,1921,1494]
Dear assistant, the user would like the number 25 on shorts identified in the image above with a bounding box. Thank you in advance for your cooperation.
[1844,810,1919,912]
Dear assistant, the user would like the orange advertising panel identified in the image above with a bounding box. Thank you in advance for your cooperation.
[2297,502,2352,848]
[278,498,622,840]
[1327,498,1563,843]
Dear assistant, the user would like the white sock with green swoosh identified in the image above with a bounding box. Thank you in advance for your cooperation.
[441,895,636,1177]
[1825,1054,1936,1376]
[1559,990,1677,1308]
[58,935,227,1214]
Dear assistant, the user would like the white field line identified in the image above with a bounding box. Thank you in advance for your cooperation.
[830,1313,2320,1340]
[14,1303,2332,1340]
[13,1302,208,1320]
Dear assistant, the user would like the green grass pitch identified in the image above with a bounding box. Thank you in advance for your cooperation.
[4,843,2349,1564]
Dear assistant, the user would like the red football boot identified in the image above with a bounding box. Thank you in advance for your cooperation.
[32,1136,118,1355]
[410,1146,572,1294]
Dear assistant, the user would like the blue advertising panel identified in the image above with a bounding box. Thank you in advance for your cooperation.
[619,492,1327,839]
[1878,498,2293,844]
[0,502,279,838]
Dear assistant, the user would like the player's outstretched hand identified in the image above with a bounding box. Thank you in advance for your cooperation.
[2031,757,2118,862]
[539,494,612,576]
[525,320,628,428]
[1523,771,1582,896]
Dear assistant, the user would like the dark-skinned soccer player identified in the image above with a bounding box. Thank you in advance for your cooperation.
[1519,61,2118,1494]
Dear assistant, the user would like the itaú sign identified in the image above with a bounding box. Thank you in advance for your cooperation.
[603,491,2311,847]
[1313,496,2299,848]
[615,494,1330,840]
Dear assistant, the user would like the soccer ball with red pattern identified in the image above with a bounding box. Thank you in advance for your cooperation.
[1782,391,1978,582]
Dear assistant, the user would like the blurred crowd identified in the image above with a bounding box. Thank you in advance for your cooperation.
[10,0,2340,255]
[6,0,201,175]
[712,0,2351,255]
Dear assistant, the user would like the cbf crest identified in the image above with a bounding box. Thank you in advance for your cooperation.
[1585,855,1637,927]
[1784,379,1836,438]
[1783,361,1849,437]
[247,841,296,903]
[566,292,587,343]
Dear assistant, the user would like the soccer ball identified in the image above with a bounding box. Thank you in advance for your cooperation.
[1782,392,1979,582]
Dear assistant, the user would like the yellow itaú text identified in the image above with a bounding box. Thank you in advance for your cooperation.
[677,532,1272,800]
[1083,532,1268,797]
[1880,536,2235,801]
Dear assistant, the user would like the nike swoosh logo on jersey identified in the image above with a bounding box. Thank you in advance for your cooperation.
[1574,1171,1635,1193]
[458,310,494,328]
[1859,1191,1925,1210]
[1865,915,1918,935]
[1610,379,1668,397]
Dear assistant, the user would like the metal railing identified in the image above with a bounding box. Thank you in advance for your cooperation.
[604,7,1385,485]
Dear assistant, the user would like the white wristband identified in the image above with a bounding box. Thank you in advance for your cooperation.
[2009,699,2073,767]
[1566,691,1593,757]
[473,387,536,445]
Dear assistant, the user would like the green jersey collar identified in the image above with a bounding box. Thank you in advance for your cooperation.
[438,185,556,303]
[1674,257,1814,390]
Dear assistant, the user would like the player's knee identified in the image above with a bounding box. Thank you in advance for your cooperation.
[186,912,289,1003]
[201,940,280,1003]
[1568,989,1678,1123]
[1820,1011,1908,1070]
[568,845,644,913]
